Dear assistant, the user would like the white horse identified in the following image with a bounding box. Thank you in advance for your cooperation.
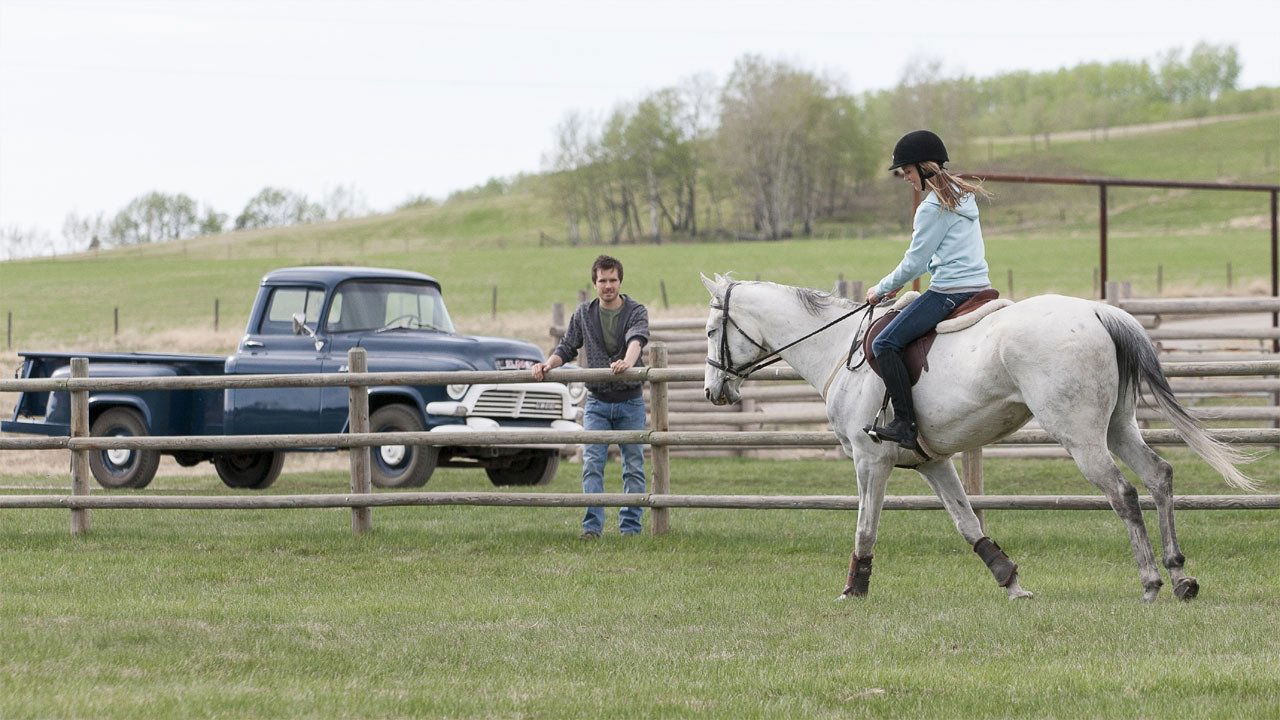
[700,274,1256,602]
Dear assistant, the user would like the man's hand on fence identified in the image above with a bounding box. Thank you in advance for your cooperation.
[610,358,634,374]
[531,363,549,381]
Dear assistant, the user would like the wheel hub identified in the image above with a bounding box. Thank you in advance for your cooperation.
[380,444,407,466]
[106,448,133,466]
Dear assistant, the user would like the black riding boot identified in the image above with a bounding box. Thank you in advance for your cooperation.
[870,349,925,455]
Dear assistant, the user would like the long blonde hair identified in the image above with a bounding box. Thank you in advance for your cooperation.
[918,161,991,210]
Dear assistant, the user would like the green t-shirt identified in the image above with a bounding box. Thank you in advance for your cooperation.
[599,306,621,356]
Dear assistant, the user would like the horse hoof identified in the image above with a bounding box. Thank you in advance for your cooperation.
[1007,589,1034,600]
[837,590,866,601]
[1174,577,1200,601]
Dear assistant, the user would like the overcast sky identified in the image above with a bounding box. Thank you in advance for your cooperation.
[2,0,1278,246]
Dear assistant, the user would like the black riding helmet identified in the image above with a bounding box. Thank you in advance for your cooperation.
[888,130,949,190]
[887,130,949,171]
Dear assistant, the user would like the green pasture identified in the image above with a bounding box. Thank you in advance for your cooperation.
[1,224,1273,351]
[1,451,1277,718]
[2,113,1277,350]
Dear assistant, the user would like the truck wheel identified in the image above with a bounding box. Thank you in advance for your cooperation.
[485,450,559,486]
[88,407,160,489]
[369,405,437,488]
[214,452,285,490]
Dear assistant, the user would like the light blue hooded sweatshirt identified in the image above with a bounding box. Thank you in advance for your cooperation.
[874,190,990,295]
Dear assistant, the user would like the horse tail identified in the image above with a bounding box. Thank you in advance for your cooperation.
[1094,305,1259,491]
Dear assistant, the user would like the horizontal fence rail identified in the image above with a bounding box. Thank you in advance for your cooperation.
[3,361,1277,393]
[4,428,1279,453]
[0,492,1276,511]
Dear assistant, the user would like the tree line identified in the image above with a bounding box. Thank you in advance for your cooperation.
[1,184,370,260]
[63,184,369,251]
[543,43,1275,243]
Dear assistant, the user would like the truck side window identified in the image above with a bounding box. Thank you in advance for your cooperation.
[259,287,324,335]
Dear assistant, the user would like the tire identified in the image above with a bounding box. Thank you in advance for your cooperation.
[213,451,285,490]
[485,450,559,487]
[369,405,437,488]
[88,407,160,489]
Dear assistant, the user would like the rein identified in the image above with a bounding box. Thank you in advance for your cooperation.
[706,282,877,380]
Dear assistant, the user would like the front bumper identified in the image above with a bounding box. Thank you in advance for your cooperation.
[427,417,584,450]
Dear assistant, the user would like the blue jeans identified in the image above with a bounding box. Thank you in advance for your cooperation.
[581,395,648,534]
[872,289,978,357]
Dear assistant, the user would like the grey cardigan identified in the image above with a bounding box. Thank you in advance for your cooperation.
[552,295,650,402]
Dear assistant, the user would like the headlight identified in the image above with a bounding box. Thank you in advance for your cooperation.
[446,383,469,400]
[567,382,587,403]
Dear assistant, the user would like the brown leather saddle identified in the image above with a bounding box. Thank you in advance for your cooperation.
[863,289,1002,385]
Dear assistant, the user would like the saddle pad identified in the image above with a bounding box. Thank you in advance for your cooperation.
[862,288,1003,386]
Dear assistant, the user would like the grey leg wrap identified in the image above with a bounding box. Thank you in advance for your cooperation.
[842,554,873,597]
[973,537,1018,587]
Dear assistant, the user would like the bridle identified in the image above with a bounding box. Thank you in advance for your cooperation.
[706,282,876,380]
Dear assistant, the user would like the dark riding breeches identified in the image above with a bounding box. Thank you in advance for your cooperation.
[871,288,978,357]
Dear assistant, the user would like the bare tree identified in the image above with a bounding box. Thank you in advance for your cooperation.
[1,225,54,260]
[63,211,108,251]
[321,183,370,220]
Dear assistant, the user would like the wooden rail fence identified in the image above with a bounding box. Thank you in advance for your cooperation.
[1,347,1278,537]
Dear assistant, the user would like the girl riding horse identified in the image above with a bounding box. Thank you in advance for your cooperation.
[866,130,993,456]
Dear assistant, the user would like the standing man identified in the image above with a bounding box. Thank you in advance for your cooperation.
[531,255,649,539]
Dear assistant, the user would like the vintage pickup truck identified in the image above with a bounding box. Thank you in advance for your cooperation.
[3,266,584,490]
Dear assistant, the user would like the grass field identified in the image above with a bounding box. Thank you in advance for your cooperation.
[1,452,1277,718]
[1,114,1277,352]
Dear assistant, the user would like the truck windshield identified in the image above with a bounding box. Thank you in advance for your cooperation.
[326,281,456,334]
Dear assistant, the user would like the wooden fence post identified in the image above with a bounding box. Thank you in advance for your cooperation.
[1156,265,1163,295]
[851,280,863,302]
[6,311,11,350]
[650,342,670,535]
[348,348,372,534]
[113,307,119,336]
[491,285,498,318]
[737,398,758,458]
[962,448,985,534]
[1007,269,1015,300]
[659,280,669,309]
[551,302,565,341]
[214,298,220,331]
[70,358,91,535]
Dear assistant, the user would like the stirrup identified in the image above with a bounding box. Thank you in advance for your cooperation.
[862,390,893,443]
[863,421,933,461]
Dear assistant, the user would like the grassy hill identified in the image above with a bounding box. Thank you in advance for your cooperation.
[1,112,1277,359]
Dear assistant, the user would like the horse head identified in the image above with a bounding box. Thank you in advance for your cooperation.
[700,273,768,406]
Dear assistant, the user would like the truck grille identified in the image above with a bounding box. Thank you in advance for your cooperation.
[472,389,563,420]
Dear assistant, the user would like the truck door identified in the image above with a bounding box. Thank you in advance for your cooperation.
[228,285,326,436]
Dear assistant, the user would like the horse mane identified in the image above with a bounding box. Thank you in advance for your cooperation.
[789,285,856,316]
[717,274,856,317]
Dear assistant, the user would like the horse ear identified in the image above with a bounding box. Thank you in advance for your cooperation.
[700,273,721,297]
